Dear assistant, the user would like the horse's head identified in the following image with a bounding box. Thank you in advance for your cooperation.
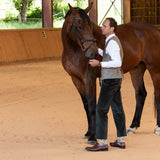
[62,2,98,59]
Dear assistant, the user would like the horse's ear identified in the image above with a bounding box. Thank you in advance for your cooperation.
[68,3,76,14]
[84,2,93,13]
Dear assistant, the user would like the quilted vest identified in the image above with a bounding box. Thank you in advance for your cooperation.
[101,35,124,80]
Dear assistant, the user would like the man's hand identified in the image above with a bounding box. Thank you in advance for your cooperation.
[89,59,100,67]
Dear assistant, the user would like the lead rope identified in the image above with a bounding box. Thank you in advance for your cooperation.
[85,63,90,98]
[85,62,100,98]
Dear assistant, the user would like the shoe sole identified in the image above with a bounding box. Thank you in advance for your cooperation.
[110,145,125,149]
[85,148,108,152]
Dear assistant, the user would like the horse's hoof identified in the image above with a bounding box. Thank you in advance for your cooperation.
[87,140,97,145]
[127,127,136,134]
[154,125,160,135]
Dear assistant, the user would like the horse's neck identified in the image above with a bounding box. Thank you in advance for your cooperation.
[92,22,105,49]
[62,31,86,60]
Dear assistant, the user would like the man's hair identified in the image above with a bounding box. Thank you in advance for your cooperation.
[106,18,117,32]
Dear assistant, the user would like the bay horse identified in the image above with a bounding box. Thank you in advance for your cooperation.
[61,3,160,144]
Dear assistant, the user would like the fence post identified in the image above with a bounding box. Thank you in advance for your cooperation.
[89,0,98,25]
[42,0,53,28]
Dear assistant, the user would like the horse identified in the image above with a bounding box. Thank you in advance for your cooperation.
[61,3,160,144]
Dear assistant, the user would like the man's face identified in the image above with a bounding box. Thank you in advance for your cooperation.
[101,19,114,37]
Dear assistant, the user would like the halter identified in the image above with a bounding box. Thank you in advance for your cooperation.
[70,15,96,52]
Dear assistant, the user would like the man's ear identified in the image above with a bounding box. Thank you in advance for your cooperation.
[111,26,115,32]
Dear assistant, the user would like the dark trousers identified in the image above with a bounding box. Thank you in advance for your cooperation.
[96,79,126,139]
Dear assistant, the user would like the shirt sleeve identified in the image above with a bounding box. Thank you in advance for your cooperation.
[98,48,103,56]
[101,40,122,68]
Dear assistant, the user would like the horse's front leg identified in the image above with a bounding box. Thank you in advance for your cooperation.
[71,75,97,144]
[84,74,97,144]
[80,94,93,140]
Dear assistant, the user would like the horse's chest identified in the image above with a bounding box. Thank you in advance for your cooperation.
[62,57,82,75]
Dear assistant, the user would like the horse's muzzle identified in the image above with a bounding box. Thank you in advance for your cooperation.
[85,50,97,58]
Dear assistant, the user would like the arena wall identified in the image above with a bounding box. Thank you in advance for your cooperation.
[0,28,62,64]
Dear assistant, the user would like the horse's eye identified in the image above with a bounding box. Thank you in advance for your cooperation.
[78,26,83,31]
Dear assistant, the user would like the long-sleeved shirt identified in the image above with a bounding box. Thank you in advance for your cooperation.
[98,33,122,68]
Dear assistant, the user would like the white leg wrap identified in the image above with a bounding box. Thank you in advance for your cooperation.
[154,125,160,135]
[127,127,136,134]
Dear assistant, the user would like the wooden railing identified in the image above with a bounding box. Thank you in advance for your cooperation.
[0,28,62,64]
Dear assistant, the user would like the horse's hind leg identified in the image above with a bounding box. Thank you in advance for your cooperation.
[154,87,160,135]
[148,70,160,135]
[127,62,147,134]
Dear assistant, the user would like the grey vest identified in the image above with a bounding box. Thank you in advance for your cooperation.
[101,35,124,80]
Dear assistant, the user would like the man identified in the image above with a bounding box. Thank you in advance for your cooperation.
[85,18,126,152]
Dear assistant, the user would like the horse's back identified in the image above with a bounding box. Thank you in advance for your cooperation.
[116,22,160,73]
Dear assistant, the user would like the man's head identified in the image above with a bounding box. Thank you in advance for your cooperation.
[101,18,117,37]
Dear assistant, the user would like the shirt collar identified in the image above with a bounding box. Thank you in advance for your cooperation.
[105,33,115,43]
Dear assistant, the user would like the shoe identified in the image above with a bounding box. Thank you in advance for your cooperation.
[85,143,108,151]
[110,140,125,149]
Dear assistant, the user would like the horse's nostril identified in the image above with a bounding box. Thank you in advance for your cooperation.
[91,53,94,58]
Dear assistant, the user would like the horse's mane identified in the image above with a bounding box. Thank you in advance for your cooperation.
[65,7,91,25]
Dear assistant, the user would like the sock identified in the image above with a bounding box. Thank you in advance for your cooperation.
[117,137,124,143]
[99,139,107,145]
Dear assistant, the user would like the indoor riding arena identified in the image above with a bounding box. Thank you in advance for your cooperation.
[0,0,160,160]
